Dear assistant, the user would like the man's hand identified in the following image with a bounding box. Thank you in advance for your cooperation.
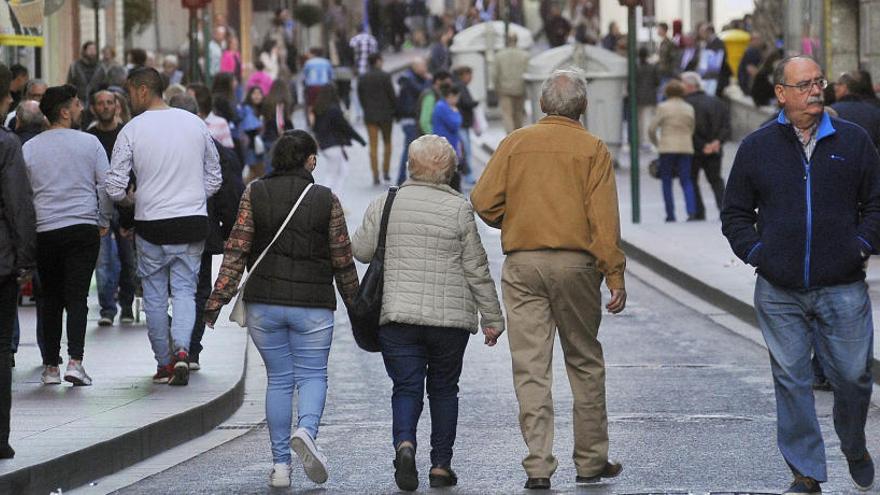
[99,227,109,237]
[482,327,501,346]
[606,288,627,314]
[119,227,134,239]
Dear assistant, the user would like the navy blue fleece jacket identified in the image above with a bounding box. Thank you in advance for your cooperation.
[721,111,880,289]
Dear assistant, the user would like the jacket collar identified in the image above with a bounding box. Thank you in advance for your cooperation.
[401,179,464,198]
[265,167,315,182]
[537,115,584,129]
[776,110,836,142]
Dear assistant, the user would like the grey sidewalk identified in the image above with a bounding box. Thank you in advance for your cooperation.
[0,283,248,495]
[473,123,880,380]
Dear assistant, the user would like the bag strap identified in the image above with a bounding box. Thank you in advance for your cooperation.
[376,186,399,251]
[237,182,314,291]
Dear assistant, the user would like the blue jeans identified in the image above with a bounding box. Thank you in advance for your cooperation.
[379,322,470,468]
[754,275,874,481]
[458,127,472,177]
[247,304,334,464]
[658,153,697,221]
[397,123,419,185]
[96,218,137,318]
[135,236,203,367]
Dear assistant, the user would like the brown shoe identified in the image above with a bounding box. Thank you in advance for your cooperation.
[576,461,623,484]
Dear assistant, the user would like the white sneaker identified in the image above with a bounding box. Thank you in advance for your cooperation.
[291,427,328,484]
[64,360,92,386]
[269,463,291,488]
[41,365,61,385]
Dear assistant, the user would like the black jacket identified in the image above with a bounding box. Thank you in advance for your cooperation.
[313,106,366,150]
[206,139,244,255]
[396,69,430,119]
[0,129,36,277]
[357,68,397,124]
[684,90,731,157]
[831,95,880,150]
[722,112,880,290]
[245,168,337,309]
[455,79,478,129]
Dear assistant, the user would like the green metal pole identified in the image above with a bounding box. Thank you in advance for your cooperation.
[627,6,640,224]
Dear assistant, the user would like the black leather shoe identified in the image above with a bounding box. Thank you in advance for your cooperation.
[576,461,623,484]
[393,445,418,491]
[524,477,551,489]
[0,444,14,459]
[429,467,458,488]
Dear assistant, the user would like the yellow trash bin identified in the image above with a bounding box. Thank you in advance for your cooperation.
[720,29,751,76]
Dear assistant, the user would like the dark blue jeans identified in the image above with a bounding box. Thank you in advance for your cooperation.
[96,216,137,318]
[379,322,470,468]
[658,153,697,221]
[397,123,420,185]
[755,275,874,481]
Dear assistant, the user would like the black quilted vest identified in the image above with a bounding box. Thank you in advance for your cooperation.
[244,169,336,309]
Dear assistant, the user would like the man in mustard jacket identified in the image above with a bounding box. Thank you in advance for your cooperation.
[471,69,627,491]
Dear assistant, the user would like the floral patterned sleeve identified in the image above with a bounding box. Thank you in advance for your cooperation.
[329,194,359,305]
[204,185,254,324]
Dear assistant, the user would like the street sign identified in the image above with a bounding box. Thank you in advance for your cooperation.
[181,0,211,9]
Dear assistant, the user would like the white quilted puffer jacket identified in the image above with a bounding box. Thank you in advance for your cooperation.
[351,181,505,333]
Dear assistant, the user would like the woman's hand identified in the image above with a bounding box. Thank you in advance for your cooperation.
[482,327,501,347]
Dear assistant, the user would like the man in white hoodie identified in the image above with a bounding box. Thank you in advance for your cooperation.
[105,67,221,386]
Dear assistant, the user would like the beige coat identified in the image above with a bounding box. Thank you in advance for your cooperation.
[492,47,530,97]
[648,96,695,154]
[471,116,626,290]
[352,181,505,333]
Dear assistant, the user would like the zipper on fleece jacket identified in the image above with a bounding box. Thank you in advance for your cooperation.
[802,155,812,288]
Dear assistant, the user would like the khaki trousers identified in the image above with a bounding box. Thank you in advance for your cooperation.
[499,94,525,134]
[501,250,608,478]
[367,121,393,180]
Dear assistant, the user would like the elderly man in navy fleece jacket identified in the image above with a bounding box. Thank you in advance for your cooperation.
[722,56,880,495]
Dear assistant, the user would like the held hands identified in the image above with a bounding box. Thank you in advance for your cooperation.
[606,288,627,314]
[482,327,501,346]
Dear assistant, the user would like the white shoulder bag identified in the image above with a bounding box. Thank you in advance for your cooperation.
[229,183,314,327]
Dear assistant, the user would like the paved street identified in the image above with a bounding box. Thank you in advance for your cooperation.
[109,119,880,495]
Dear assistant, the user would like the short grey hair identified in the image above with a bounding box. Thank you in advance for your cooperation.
[540,69,588,120]
[408,135,456,184]
[773,55,819,85]
[24,78,46,99]
[168,93,199,116]
[680,71,702,89]
[16,100,44,128]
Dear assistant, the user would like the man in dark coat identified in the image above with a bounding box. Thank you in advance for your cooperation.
[13,100,44,145]
[831,71,880,150]
[0,63,37,459]
[357,53,397,185]
[722,56,880,494]
[682,71,730,220]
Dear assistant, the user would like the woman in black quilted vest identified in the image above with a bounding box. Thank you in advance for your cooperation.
[203,130,359,488]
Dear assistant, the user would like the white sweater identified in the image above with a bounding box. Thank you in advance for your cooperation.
[105,107,221,222]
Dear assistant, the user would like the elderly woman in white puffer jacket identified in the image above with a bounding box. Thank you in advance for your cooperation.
[352,134,504,492]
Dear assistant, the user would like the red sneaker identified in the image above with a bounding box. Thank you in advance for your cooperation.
[169,350,189,386]
[152,365,174,384]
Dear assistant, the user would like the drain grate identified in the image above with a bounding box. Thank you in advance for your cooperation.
[217,422,267,430]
